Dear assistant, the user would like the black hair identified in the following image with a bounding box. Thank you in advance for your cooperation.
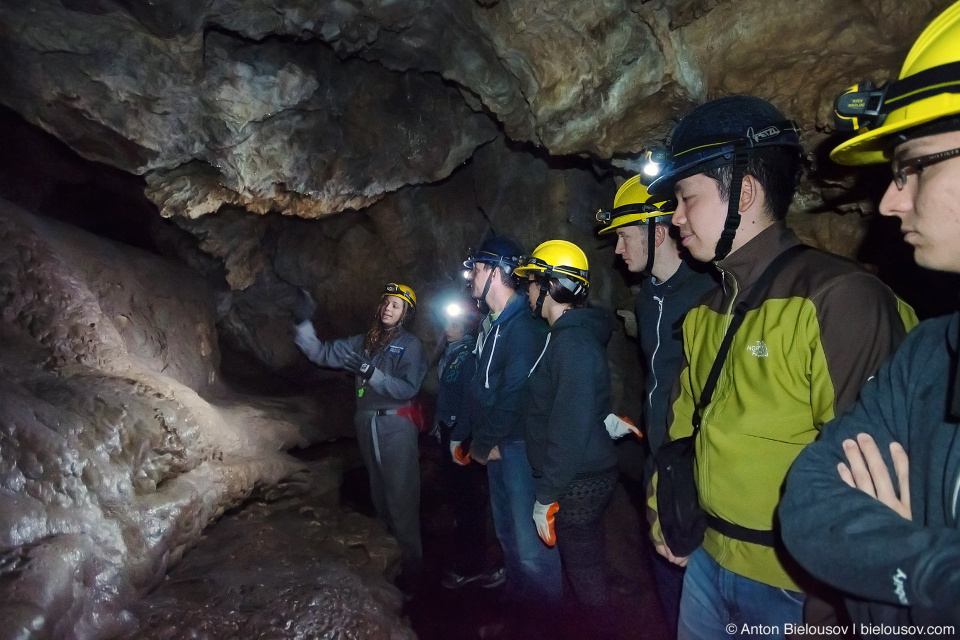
[701,147,801,221]
[538,275,588,308]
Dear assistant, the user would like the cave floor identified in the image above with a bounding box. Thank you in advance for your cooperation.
[125,436,667,640]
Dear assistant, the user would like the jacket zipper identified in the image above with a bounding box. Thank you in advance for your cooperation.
[648,295,665,410]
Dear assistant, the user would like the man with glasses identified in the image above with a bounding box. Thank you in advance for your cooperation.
[780,2,960,632]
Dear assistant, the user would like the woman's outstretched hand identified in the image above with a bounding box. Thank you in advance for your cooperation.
[292,288,316,324]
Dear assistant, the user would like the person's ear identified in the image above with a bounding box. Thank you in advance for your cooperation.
[739,174,760,213]
[654,224,668,248]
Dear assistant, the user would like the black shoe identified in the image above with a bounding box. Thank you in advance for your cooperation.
[441,566,506,590]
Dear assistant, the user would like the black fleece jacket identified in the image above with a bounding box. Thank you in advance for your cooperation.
[525,307,618,505]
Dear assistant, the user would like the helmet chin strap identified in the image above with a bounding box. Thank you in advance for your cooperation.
[713,150,749,262]
[643,222,656,276]
[477,264,496,306]
[534,283,549,319]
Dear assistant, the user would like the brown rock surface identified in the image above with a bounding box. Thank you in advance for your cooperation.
[125,454,412,640]
[0,200,400,638]
[0,1,954,637]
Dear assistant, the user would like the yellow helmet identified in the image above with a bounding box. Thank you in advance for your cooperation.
[831,1,960,165]
[382,282,416,309]
[514,240,590,293]
[596,175,677,236]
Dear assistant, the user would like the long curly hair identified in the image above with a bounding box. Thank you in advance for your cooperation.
[362,298,410,354]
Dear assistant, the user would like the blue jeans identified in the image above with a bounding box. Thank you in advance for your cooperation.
[486,440,562,604]
[678,547,804,640]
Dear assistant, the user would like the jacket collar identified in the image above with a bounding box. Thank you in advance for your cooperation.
[653,260,711,294]
[716,222,799,292]
[492,292,528,327]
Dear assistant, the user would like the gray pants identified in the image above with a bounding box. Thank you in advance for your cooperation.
[354,410,422,574]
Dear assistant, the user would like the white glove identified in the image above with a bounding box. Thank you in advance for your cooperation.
[604,413,640,439]
[532,500,558,546]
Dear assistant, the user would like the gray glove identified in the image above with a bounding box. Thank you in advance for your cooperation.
[293,288,316,324]
[344,351,375,381]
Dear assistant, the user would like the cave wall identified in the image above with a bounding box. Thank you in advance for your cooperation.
[1,1,958,637]
[0,199,370,637]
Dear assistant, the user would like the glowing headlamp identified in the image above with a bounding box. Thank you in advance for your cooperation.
[445,302,463,318]
[639,147,669,185]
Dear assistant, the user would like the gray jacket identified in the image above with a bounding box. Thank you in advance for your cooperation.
[295,321,427,410]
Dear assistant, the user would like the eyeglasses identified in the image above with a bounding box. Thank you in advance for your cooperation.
[891,146,960,189]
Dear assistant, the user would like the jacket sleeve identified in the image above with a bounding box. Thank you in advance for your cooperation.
[294,321,362,368]
[810,272,917,423]
[449,345,478,442]
[535,339,603,505]
[780,345,960,620]
[436,342,476,425]
[367,336,427,402]
[471,323,544,457]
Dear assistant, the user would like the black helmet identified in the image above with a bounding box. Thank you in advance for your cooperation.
[463,236,524,275]
[646,96,803,261]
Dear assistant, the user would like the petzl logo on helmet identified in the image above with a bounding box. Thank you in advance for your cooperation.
[750,125,781,143]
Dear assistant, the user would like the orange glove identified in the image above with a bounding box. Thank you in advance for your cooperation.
[533,501,559,546]
[451,440,472,466]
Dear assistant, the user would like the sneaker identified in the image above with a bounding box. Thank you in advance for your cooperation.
[478,566,506,589]
[441,569,487,590]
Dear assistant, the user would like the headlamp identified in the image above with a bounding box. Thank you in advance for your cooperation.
[834,82,888,133]
[445,302,463,318]
[639,147,669,186]
[596,199,676,224]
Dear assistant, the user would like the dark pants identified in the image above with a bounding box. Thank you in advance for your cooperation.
[441,426,494,575]
[556,469,617,634]
[650,546,685,638]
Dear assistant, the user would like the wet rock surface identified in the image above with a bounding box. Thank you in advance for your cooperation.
[0,200,365,639]
[126,451,413,640]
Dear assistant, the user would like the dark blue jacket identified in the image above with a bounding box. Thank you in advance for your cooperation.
[780,313,960,636]
[525,307,617,504]
[636,261,716,457]
[436,334,477,427]
[452,293,548,458]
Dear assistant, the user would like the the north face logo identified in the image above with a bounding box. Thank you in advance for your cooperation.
[747,341,768,357]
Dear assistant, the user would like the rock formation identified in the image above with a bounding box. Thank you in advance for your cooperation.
[0,0,956,637]
[0,200,405,637]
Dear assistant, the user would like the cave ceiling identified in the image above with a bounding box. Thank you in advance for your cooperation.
[0,0,953,224]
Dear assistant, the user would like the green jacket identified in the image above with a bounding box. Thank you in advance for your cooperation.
[649,223,918,590]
